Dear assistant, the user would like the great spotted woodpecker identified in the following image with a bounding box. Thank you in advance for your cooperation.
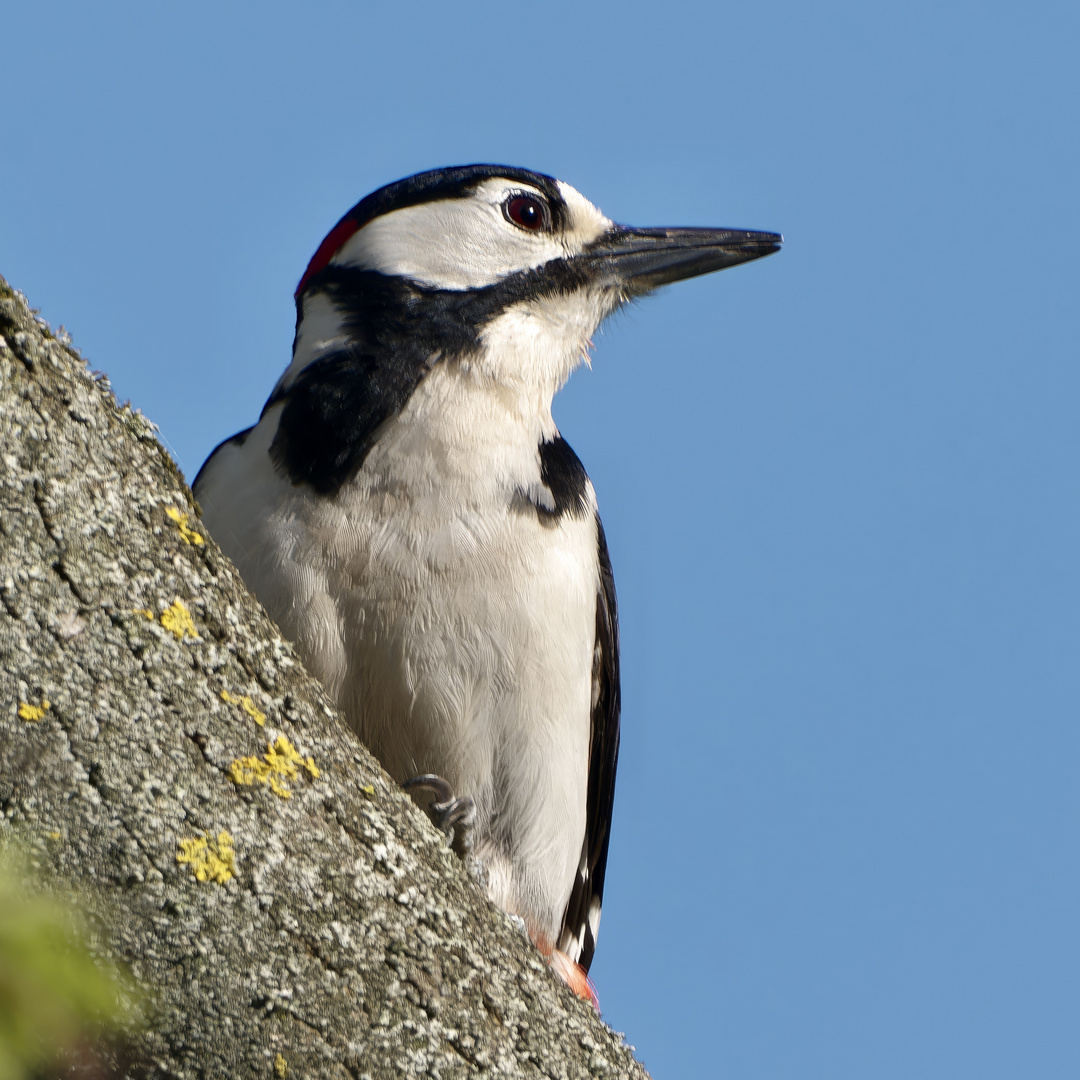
[194,165,780,1001]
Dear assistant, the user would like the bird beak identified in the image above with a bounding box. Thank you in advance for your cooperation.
[585,225,782,293]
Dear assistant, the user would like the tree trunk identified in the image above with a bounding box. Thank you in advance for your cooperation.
[0,275,650,1080]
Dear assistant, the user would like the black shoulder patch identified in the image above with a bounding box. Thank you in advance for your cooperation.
[268,345,434,495]
[534,436,590,521]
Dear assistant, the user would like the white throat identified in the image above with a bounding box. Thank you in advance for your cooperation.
[474,290,613,425]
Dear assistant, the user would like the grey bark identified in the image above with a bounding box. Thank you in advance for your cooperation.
[0,275,650,1080]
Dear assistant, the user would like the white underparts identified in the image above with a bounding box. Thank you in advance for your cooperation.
[196,284,613,944]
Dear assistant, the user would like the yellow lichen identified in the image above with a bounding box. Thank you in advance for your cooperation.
[47,831,61,841]
[228,755,272,787]
[160,599,198,640]
[221,689,266,726]
[360,784,375,797]
[135,608,155,620]
[18,699,50,722]
[274,1053,289,1078]
[228,736,318,799]
[165,506,205,546]
[176,830,235,884]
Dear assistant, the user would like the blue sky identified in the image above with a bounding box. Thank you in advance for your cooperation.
[4,2,1079,1076]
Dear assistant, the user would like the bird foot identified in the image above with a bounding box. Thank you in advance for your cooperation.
[404,774,476,859]
[529,930,600,1010]
[548,948,600,1011]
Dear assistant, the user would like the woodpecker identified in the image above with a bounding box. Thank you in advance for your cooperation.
[194,165,780,1001]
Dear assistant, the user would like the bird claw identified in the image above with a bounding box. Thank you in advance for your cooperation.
[404,774,476,858]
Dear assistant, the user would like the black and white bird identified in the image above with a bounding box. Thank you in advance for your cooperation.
[194,164,780,1001]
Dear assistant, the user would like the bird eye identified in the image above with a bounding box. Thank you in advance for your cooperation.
[505,194,546,231]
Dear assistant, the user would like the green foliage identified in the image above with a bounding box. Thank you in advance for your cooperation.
[0,844,140,1080]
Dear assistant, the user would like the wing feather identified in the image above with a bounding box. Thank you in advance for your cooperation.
[557,515,621,973]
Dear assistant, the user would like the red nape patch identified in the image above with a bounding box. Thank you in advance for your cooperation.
[294,216,362,298]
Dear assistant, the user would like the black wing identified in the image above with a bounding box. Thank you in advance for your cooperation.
[558,515,621,973]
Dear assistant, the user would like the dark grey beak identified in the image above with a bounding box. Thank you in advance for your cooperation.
[586,225,782,293]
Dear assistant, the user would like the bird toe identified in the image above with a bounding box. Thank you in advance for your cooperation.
[404,774,476,858]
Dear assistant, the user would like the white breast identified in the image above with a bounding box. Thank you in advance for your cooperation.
[196,359,600,939]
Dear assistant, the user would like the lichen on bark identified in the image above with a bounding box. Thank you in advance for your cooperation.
[0,275,650,1080]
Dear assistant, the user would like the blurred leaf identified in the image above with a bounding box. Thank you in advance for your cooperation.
[0,844,140,1080]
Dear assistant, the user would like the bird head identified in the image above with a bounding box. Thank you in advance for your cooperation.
[288,165,781,399]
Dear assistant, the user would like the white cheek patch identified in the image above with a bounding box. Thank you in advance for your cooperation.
[334,196,562,290]
[332,178,613,291]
